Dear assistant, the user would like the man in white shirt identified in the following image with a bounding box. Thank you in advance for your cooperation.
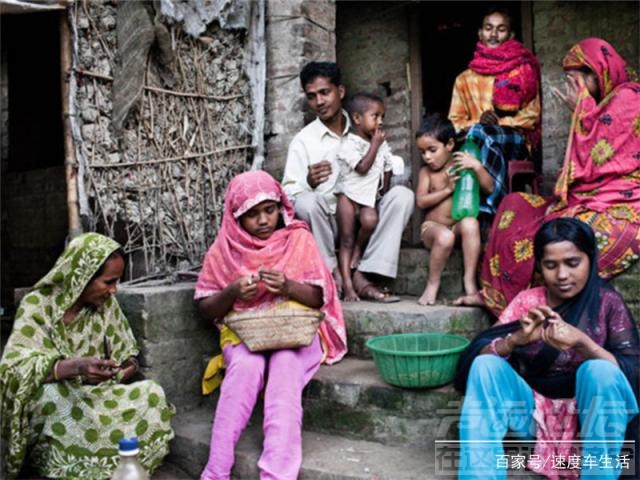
[282,62,414,302]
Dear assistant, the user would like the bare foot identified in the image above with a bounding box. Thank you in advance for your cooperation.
[332,268,344,299]
[417,295,435,306]
[350,245,362,270]
[343,286,360,302]
[452,291,484,306]
[417,283,439,306]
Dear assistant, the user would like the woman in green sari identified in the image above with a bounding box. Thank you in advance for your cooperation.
[0,233,174,479]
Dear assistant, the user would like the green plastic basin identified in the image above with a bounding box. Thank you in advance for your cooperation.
[366,333,470,388]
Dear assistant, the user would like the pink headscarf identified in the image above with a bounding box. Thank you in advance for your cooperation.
[551,38,640,214]
[562,37,639,99]
[196,170,347,364]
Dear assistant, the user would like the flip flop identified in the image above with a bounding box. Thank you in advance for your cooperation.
[357,282,400,303]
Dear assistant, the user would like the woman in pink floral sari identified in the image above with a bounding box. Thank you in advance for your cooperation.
[473,38,640,318]
[195,170,347,480]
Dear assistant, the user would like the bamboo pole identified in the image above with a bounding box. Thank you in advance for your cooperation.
[89,144,252,168]
[59,10,83,238]
[73,68,244,101]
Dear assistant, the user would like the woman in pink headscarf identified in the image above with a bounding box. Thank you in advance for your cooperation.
[195,170,347,480]
[468,38,640,317]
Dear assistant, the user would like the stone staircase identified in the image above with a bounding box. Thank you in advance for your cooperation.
[151,300,485,479]
[117,248,639,479]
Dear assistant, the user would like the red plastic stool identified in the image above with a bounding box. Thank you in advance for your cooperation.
[508,160,541,194]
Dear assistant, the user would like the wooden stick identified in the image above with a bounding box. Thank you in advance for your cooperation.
[73,68,243,101]
[81,0,114,62]
[59,10,83,239]
[89,144,252,168]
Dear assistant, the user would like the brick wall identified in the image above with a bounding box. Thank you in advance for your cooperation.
[264,0,336,180]
[336,2,412,185]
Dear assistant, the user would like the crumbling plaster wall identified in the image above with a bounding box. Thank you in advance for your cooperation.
[533,1,640,191]
[71,0,253,276]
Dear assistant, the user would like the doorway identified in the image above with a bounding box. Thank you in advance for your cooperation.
[406,1,526,244]
[1,11,67,319]
[418,2,523,117]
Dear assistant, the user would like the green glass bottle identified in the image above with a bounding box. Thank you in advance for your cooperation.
[451,138,481,221]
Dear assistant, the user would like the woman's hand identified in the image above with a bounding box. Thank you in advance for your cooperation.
[540,317,585,351]
[71,357,120,384]
[551,74,582,112]
[513,305,553,345]
[233,274,258,301]
[118,357,139,383]
[258,268,290,296]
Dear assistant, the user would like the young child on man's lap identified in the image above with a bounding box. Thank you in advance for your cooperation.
[335,93,393,301]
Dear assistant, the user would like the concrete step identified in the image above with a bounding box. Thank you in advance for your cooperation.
[610,261,640,321]
[393,248,463,298]
[167,406,442,480]
[165,405,544,480]
[341,298,491,359]
[152,461,193,479]
[303,357,460,446]
[393,247,640,321]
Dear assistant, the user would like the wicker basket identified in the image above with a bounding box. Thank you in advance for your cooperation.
[225,308,324,352]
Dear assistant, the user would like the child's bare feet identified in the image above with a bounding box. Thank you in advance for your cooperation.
[417,283,439,306]
[343,286,360,302]
[350,245,362,270]
[452,291,484,306]
[332,268,344,299]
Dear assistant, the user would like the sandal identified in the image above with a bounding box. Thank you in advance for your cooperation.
[356,282,400,303]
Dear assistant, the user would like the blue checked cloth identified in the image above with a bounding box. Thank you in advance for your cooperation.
[465,124,529,215]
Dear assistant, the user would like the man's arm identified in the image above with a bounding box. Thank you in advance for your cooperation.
[498,92,541,130]
[282,137,310,201]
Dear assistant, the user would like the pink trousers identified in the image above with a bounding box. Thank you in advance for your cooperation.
[200,335,322,480]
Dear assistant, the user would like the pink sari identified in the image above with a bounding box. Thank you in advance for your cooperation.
[195,170,347,364]
[480,38,640,317]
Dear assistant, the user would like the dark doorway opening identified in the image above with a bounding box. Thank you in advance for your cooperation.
[1,11,67,319]
[419,2,522,117]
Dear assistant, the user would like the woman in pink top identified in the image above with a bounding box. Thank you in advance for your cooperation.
[455,217,639,479]
[195,171,347,480]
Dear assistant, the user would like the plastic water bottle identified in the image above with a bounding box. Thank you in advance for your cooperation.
[451,138,481,221]
[111,437,149,480]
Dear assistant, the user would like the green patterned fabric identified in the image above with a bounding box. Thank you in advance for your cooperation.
[0,233,174,479]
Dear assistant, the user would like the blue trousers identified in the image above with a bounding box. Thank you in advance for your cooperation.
[458,355,638,479]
